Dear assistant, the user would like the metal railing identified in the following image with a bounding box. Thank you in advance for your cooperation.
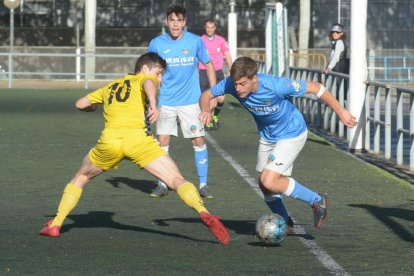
[256,60,414,172]
[289,52,327,70]
[2,47,414,87]
[364,80,414,168]
[289,69,349,139]
[0,47,146,89]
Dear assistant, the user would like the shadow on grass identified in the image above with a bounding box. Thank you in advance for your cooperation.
[43,211,217,244]
[349,203,414,243]
[105,177,157,194]
[154,217,256,236]
[153,217,316,244]
[41,212,317,245]
[248,241,282,247]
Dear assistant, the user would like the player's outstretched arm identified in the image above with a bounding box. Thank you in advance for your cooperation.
[223,51,233,75]
[306,81,357,128]
[205,61,218,110]
[205,61,217,88]
[199,89,215,124]
[143,79,160,123]
[75,96,96,112]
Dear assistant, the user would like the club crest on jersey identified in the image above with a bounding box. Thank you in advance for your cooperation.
[291,81,302,92]
[190,124,197,133]
[182,48,189,55]
[264,99,271,106]
[267,154,276,164]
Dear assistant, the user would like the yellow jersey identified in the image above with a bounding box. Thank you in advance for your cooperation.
[87,74,158,137]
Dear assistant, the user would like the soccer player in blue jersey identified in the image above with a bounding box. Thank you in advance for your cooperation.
[199,57,357,229]
[148,5,217,199]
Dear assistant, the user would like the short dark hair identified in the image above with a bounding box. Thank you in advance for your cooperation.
[134,52,167,73]
[230,57,258,81]
[166,5,186,19]
[204,18,216,26]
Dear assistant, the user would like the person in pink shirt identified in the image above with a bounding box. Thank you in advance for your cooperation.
[199,19,233,130]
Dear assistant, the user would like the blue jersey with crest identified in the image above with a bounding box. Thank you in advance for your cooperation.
[148,31,211,106]
[210,73,308,142]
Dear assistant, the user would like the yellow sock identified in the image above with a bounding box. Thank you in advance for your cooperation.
[50,183,83,227]
[176,182,208,214]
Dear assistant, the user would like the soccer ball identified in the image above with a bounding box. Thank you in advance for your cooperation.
[255,213,288,245]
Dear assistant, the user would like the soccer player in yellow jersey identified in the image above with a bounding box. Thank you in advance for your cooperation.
[39,52,230,245]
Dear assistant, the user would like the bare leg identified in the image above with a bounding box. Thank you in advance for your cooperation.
[40,155,104,235]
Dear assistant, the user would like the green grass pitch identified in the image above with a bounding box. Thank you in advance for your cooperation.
[0,88,413,275]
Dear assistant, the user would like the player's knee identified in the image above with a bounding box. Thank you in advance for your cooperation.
[260,172,285,193]
[192,137,205,148]
[168,176,186,190]
[157,135,170,147]
[159,169,185,190]
[71,174,91,187]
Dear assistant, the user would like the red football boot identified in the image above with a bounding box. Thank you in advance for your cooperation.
[39,219,61,237]
[200,212,230,245]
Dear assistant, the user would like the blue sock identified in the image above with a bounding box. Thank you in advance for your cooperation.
[285,178,321,205]
[194,144,208,186]
[264,194,289,222]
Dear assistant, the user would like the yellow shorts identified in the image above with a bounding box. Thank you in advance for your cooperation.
[88,130,166,170]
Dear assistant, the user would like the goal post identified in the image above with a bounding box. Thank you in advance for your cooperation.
[265,2,289,77]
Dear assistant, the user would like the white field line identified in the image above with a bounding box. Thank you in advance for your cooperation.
[205,132,349,276]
